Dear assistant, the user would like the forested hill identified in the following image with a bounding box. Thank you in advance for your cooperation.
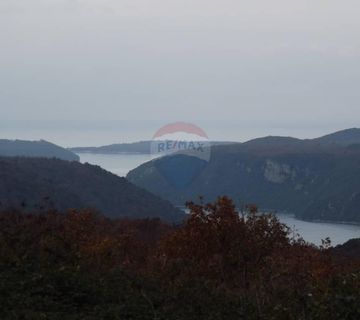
[313,128,360,145]
[70,141,152,154]
[0,157,184,222]
[69,141,232,154]
[70,128,360,155]
[0,139,79,161]
[127,129,360,223]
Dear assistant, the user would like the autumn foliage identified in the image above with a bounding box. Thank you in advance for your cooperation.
[0,197,359,319]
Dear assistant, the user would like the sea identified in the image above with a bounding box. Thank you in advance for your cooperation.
[78,153,360,246]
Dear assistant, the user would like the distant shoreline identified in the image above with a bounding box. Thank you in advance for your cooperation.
[176,206,360,227]
[295,217,360,227]
[75,151,150,155]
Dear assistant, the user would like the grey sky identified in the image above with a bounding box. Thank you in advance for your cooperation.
[1,0,359,146]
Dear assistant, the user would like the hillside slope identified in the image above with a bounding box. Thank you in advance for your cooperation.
[0,157,184,222]
[313,128,360,146]
[127,131,360,223]
[0,139,79,161]
[70,141,152,154]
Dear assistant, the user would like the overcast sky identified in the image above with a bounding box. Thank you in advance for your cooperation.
[1,0,359,146]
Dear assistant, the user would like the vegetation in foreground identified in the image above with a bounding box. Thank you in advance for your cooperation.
[0,197,360,319]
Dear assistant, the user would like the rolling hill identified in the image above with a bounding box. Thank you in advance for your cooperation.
[0,139,79,161]
[127,129,360,223]
[313,128,360,146]
[0,157,184,223]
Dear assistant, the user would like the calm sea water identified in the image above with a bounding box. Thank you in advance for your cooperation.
[78,153,360,246]
[79,153,152,177]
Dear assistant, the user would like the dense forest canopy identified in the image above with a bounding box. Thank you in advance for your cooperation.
[0,197,359,319]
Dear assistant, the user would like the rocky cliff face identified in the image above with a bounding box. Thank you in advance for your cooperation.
[264,160,297,184]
